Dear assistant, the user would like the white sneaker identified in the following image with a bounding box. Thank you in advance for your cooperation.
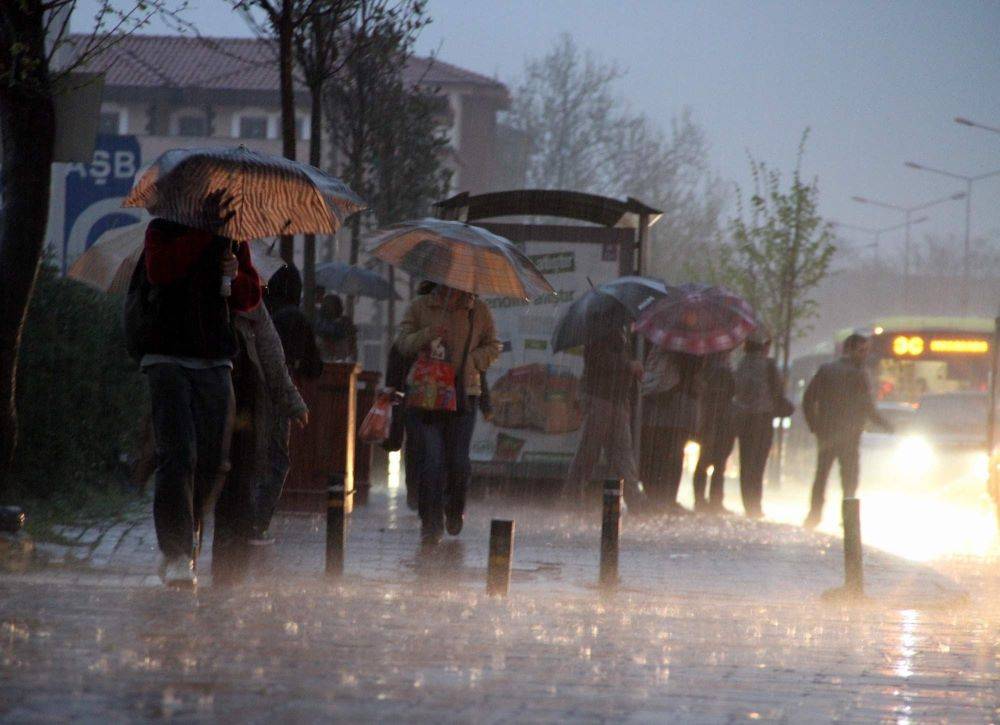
[160,557,197,588]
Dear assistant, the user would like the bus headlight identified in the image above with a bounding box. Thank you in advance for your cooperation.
[893,435,936,477]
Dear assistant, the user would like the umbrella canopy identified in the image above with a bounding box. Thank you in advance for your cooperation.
[368,219,554,299]
[314,261,398,300]
[124,145,366,240]
[633,283,757,355]
[551,290,630,353]
[550,277,669,353]
[67,222,145,294]
[67,221,289,294]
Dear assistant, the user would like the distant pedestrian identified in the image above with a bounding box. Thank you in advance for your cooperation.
[396,285,499,545]
[250,265,323,542]
[212,303,309,582]
[316,294,358,362]
[731,329,783,519]
[564,324,644,503]
[801,333,892,529]
[126,205,261,588]
[692,352,735,513]
[640,348,704,514]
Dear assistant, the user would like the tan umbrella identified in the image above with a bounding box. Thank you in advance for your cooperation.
[124,145,366,240]
[368,219,554,299]
[68,222,289,294]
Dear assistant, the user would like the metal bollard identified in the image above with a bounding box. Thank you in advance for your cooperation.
[842,497,863,596]
[326,475,349,577]
[0,506,25,534]
[487,519,514,596]
[599,479,623,588]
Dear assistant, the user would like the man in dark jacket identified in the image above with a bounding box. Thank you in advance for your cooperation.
[692,352,735,513]
[802,333,892,529]
[137,213,261,587]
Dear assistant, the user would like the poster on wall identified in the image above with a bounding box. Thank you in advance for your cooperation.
[470,239,622,471]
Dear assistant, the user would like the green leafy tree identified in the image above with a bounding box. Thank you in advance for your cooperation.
[727,129,836,378]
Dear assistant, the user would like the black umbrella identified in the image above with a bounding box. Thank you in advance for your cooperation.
[551,276,669,353]
[314,261,399,300]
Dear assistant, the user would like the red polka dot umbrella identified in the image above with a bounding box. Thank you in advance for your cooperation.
[633,283,758,354]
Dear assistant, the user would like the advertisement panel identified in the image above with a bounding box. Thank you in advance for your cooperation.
[470,239,622,471]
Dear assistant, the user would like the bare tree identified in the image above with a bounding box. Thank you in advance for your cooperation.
[503,34,725,278]
[0,0,186,496]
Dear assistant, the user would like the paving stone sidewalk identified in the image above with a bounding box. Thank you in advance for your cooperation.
[2,486,998,722]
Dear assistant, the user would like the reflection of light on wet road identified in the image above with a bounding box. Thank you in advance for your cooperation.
[677,464,999,561]
[387,451,401,492]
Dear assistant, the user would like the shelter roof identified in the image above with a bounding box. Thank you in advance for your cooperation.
[435,190,662,229]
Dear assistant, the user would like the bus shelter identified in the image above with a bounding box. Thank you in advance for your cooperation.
[434,189,661,492]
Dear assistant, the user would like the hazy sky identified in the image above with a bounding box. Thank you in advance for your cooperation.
[73,0,1000,262]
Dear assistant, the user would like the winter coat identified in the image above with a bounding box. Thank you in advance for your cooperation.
[732,351,780,416]
[234,305,308,480]
[396,293,500,397]
[642,350,703,434]
[802,356,888,441]
[581,328,634,402]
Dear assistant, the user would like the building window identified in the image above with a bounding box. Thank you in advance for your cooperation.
[98,111,121,135]
[176,115,208,137]
[239,116,268,140]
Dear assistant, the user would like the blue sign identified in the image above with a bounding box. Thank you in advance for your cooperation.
[62,134,143,271]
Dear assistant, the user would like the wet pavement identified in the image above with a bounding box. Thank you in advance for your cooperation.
[2,477,999,722]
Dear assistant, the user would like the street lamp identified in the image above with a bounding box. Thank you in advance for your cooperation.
[831,217,929,268]
[955,117,1000,136]
[851,191,966,309]
[904,161,1000,314]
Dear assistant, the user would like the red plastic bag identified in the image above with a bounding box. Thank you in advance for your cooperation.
[360,392,394,443]
[406,353,457,412]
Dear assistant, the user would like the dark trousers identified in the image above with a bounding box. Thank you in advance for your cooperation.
[148,364,234,561]
[736,413,773,515]
[693,423,735,507]
[640,425,688,508]
[414,401,477,535]
[403,408,423,511]
[809,434,861,517]
[253,418,291,534]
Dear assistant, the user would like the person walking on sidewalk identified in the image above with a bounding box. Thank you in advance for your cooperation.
[640,348,704,515]
[801,333,892,529]
[691,352,735,513]
[396,285,499,545]
[250,265,323,541]
[128,210,261,588]
[212,301,310,582]
[731,329,782,519]
[564,324,644,504]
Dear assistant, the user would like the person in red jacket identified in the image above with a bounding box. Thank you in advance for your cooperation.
[136,199,261,588]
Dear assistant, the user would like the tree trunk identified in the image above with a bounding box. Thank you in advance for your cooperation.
[278,3,296,264]
[0,51,57,499]
[303,81,323,321]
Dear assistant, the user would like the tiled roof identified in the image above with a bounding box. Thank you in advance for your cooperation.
[70,33,507,95]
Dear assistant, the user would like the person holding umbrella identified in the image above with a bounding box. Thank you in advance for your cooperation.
[633,283,758,516]
[396,285,500,544]
[691,351,736,513]
[563,320,644,503]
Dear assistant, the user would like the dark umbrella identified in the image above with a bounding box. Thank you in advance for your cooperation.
[551,276,669,352]
[633,283,757,355]
[314,261,398,300]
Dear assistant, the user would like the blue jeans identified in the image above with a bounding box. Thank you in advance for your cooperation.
[414,401,477,534]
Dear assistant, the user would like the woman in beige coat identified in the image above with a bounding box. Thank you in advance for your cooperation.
[396,284,499,545]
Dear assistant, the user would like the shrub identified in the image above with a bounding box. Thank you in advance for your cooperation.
[11,262,147,510]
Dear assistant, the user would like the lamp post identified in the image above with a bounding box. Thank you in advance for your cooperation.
[955,117,1000,137]
[851,192,966,310]
[832,217,928,311]
[904,162,1000,314]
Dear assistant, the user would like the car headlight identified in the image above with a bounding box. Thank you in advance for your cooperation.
[892,435,936,477]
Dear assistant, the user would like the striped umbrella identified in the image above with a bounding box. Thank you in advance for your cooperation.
[68,221,289,294]
[315,261,398,300]
[367,219,554,299]
[633,283,757,355]
[123,145,366,240]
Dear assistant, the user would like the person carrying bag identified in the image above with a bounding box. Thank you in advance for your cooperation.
[396,285,500,545]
